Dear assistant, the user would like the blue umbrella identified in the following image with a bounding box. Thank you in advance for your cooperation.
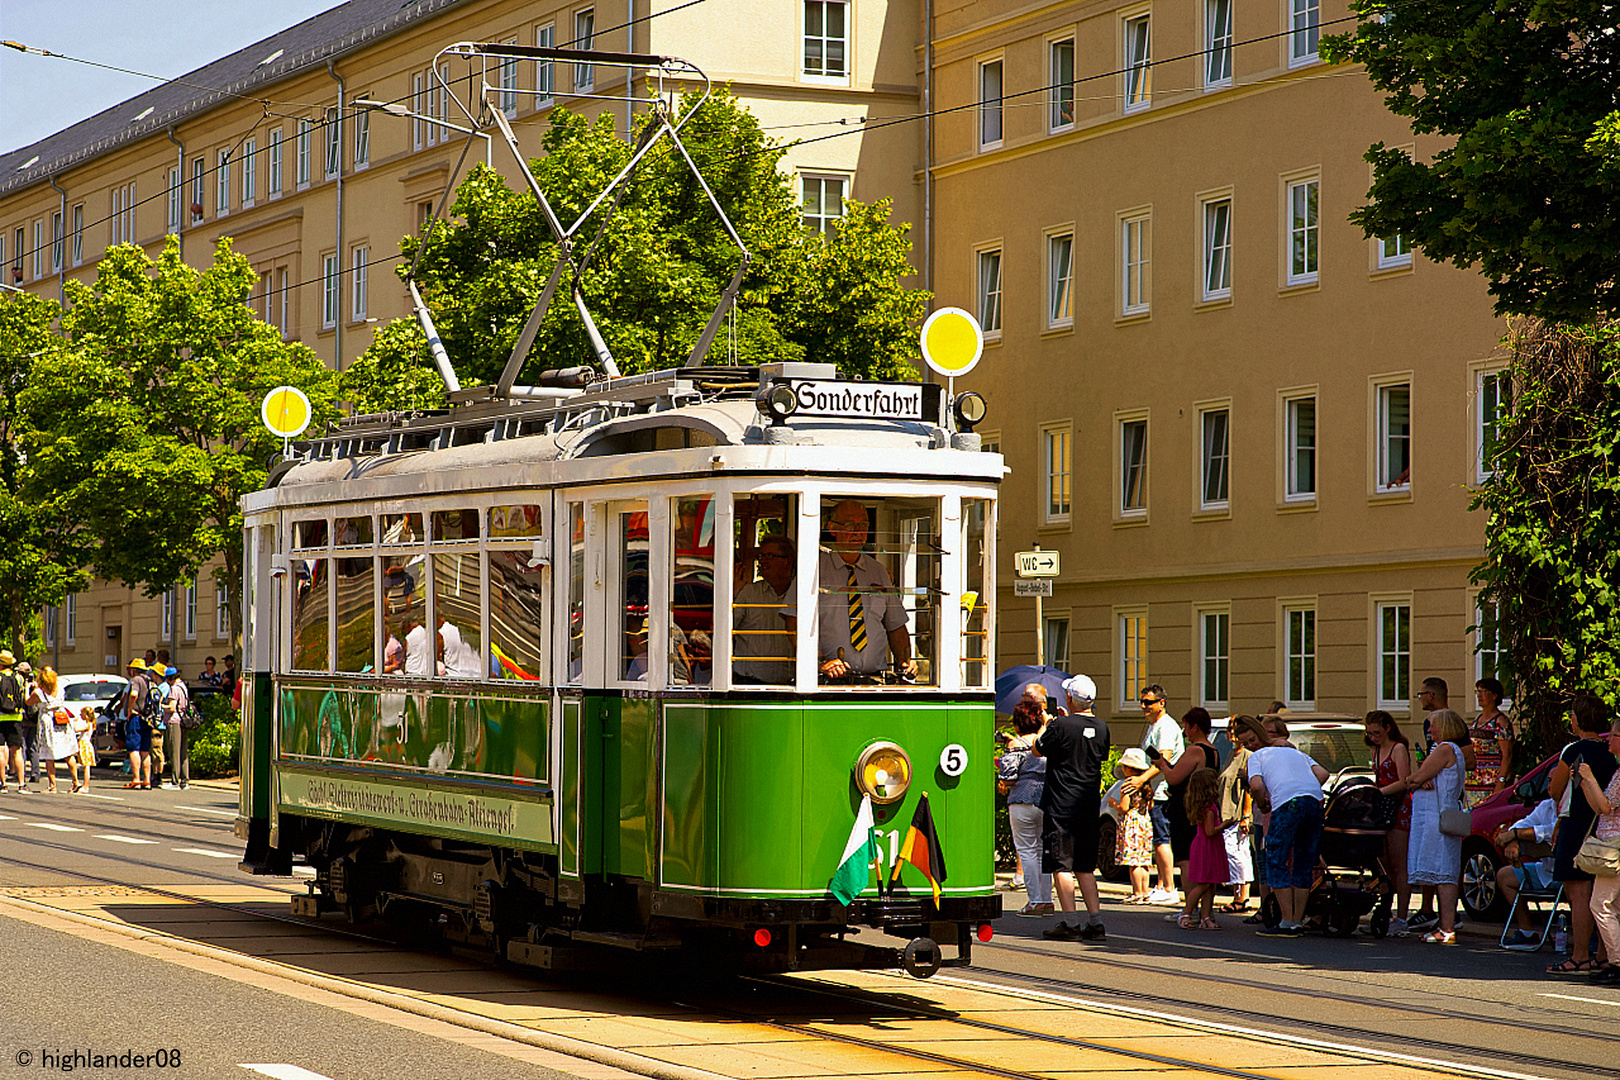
[995,664,1071,716]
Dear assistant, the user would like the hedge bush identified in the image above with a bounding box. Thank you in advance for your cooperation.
[186,691,240,779]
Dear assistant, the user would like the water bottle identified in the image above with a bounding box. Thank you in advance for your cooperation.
[1553,910,1570,955]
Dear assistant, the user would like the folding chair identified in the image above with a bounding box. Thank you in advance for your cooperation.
[1500,841,1564,952]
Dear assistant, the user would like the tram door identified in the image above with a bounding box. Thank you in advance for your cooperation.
[600,499,655,880]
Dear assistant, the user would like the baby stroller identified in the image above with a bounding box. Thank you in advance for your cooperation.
[1262,778,1400,937]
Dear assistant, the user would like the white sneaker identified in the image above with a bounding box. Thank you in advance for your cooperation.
[1146,888,1176,905]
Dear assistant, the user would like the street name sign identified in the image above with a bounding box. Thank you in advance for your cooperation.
[1014,579,1053,597]
[1015,550,1060,578]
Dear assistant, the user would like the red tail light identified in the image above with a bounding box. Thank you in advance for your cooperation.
[976,924,993,942]
[753,928,772,947]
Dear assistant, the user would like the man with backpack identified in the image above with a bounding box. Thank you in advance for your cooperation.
[0,650,28,792]
[121,658,156,790]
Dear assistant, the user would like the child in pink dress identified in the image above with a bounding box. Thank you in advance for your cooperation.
[1180,768,1227,930]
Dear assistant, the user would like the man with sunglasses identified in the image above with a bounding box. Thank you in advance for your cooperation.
[1119,684,1183,904]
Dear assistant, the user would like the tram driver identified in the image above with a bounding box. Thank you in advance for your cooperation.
[785,499,916,682]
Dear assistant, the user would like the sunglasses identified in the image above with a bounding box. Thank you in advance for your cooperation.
[1139,697,1161,707]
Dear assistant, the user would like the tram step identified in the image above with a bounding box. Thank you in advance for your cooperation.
[506,940,590,970]
[568,929,683,950]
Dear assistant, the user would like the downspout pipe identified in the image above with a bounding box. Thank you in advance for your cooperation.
[327,59,345,373]
[923,0,933,301]
[48,174,66,306]
[166,126,185,259]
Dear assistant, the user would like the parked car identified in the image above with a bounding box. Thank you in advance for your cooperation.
[1457,751,1562,920]
[59,673,130,767]
[1097,713,1369,882]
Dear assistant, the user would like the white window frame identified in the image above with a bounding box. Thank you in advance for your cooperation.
[1204,0,1233,89]
[352,245,368,321]
[192,158,206,222]
[32,220,42,278]
[801,0,850,83]
[278,268,290,338]
[65,594,77,645]
[1197,605,1230,710]
[216,149,230,215]
[1122,11,1152,114]
[354,107,370,169]
[43,605,56,649]
[50,211,62,274]
[1041,421,1072,525]
[71,204,83,265]
[574,9,595,92]
[1290,0,1321,68]
[1373,376,1412,494]
[167,169,181,235]
[1474,596,1502,686]
[297,120,313,188]
[1198,403,1230,512]
[412,73,426,150]
[976,246,1003,339]
[800,173,847,239]
[535,25,555,103]
[269,128,284,197]
[1046,230,1074,329]
[185,579,198,641]
[500,39,520,117]
[1282,601,1317,709]
[216,582,230,640]
[1282,390,1318,503]
[1377,233,1410,270]
[1117,409,1149,520]
[1049,36,1075,133]
[161,590,174,641]
[242,138,257,206]
[1374,597,1412,711]
[324,107,341,180]
[1286,176,1319,286]
[1475,364,1509,483]
[1043,611,1071,671]
[1201,194,1232,301]
[1120,210,1151,316]
[1117,607,1149,712]
[322,253,340,329]
[978,58,1004,150]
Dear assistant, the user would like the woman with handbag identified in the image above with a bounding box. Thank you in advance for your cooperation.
[1572,718,1620,984]
[1000,700,1051,916]
[1547,693,1619,975]
[1380,709,1467,944]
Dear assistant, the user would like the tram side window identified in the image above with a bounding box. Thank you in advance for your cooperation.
[335,515,373,546]
[335,554,375,673]
[490,550,545,680]
[670,496,714,687]
[619,508,649,681]
[811,496,939,686]
[381,512,423,545]
[489,504,542,538]
[566,503,585,683]
[732,494,797,686]
[432,508,479,541]
[293,519,328,549]
[383,556,428,675]
[961,498,992,689]
[291,557,330,671]
[433,552,482,679]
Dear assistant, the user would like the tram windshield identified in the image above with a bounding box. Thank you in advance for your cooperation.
[731,494,798,686]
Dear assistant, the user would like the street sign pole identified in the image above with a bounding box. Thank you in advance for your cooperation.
[1014,545,1059,666]
[1033,544,1043,665]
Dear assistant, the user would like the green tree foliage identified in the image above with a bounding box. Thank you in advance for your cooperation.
[0,290,86,655]
[20,238,339,642]
[342,91,928,404]
[1324,1,1620,321]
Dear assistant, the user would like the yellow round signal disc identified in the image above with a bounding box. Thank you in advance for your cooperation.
[261,385,313,439]
[920,306,984,378]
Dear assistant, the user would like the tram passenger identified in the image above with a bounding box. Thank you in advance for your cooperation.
[403,613,431,677]
[733,534,796,683]
[788,500,916,682]
[438,617,481,679]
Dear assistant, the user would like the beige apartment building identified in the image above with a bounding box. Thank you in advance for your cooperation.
[1,0,920,677]
[933,0,1508,737]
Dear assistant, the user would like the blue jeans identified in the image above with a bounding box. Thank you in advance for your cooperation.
[1265,796,1323,890]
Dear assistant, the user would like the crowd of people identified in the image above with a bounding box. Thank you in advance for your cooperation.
[0,648,237,795]
[995,674,1620,977]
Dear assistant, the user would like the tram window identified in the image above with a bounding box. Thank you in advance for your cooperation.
[618,508,649,681]
[291,557,330,671]
[489,504,543,539]
[811,496,940,686]
[961,498,992,689]
[384,555,429,676]
[732,494,797,686]
[670,496,714,686]
[381,513,423,545]
[335,555,375,672]
[293,519,328,549]
[433,552,482,679]
[432,508,479,542]
[566,503,585,683]
[335,516,374,546]
[489,550,545,681]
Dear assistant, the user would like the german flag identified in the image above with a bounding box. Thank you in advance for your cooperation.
[890,793,947,906]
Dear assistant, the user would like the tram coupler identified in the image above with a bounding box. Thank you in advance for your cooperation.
[290,881,338,918]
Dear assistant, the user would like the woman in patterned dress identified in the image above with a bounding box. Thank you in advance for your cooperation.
[1466,677,1514,808]
[1109,748,1155,902]
[1366,710,1413,935]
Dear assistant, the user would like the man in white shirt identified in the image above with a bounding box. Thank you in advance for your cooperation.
[1495,798,1559,948]
[1234,715,1330,937]
[1120,685,1184,904]
[733,535,796,684]
[438,616,481,679]
[790,500,915,681]
[403,615,431,678]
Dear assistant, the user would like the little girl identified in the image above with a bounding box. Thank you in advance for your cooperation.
[1109,748,1155,903]
[1180,767,1226,930]
[71,707,97,794]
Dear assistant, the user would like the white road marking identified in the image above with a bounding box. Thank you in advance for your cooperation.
[26,822,83,832]
[173,847,238,860]
[95,834,159,845]
[0,813,15,820]
[176,804,235,817]
[79,792,125,801]
[239,1066,338,1080]
[1539,992,1620,1008]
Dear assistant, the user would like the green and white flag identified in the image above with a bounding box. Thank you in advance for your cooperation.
[829,794,879,905]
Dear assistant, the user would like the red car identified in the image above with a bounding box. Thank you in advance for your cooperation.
[1460,752,1562,919]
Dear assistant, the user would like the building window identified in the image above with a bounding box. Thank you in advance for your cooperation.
[278,268,289,338]
[803,1,847,79]
[1200,407,1229,509]
[9,227,20,278]
[977,249,1002,335]
[435,64,450,143]
[1120,417,1148,515]
[167,169,181,234]
[192,158,205,222]
[217,150,230,215]
[1200,610,1229,708]
[1477,368,1509,482]
[1285,395,1317,501]
[322,253,339,329]
[574,9,595,91]
[1123,13,1152,113]
[1475,599,1502,684]
[1050,38,1075,131]
[1285,605,1316,707]
[1203,197,1232,300]
[297,119,313,187]
[352,245,368,321]
[161,590,174,641]
[500,40,519,117]
[185,579,198,640]
[412,73,425,149]
[71,204,82,265]
[217,583,230,639]
[269,128,283,196]
[1377,382,1411,492]
[32,220,42,277]
[1043,425,1071,523]
[801,175,846,238]
[1048,232,1073,327]
[50,211,62,273]
[242,139,257,205]
[43,605,55,648]
[1377,601,1411,709]
[535,25,555,101]
[1287,178,1319,285]
[122,183,135,242]
[1205,0,1233,88]
[1120,611,1148,708]
[65,593,77,644]
[1378,233,1410,270]
[978,59,1003,149]
[1290,0,1321,67]
[1121,212,1151,315]
[324,108,341,179]
[354,108,370,168]
[1044,616,1070,670]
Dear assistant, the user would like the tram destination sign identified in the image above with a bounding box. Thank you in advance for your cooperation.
[785,379,942,422]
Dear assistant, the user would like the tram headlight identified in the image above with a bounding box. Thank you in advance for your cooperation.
[952,391,987,432]
[854,741,912,805]
[756,381,799,424]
